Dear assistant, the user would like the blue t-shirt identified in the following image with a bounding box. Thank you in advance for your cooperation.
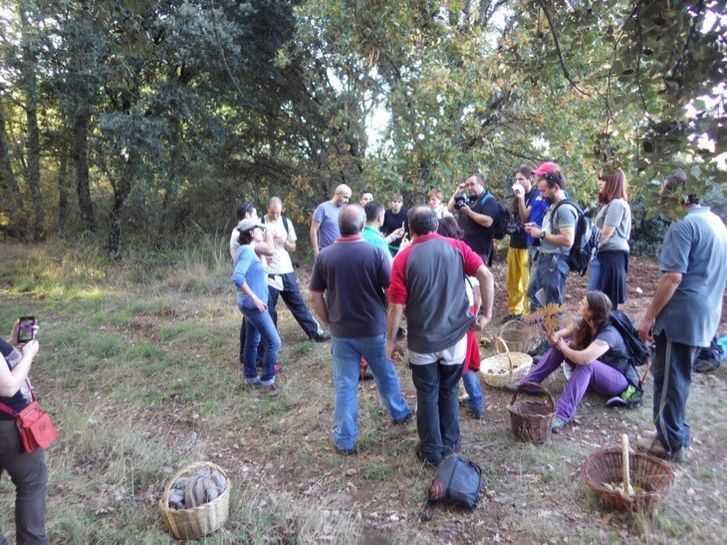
[312,201,343,250]
[655,207,727,347]
[232,245,269,310]
[528,196,549,246]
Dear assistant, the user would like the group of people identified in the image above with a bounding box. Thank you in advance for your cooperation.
[229,165,726,468]
[0,166,724,545]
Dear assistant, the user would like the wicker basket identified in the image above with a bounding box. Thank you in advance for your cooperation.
[498,320,537,354]
[159,461,231,539]
[480,337,533,388]
[507,382,555,444]
[582,448,675,511]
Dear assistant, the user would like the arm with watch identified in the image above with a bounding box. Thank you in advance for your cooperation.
[523,222,574,247]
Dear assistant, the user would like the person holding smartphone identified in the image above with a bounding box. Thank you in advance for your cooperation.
[0,317,49,545]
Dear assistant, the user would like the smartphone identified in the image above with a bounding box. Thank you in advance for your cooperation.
[17,316,36,343]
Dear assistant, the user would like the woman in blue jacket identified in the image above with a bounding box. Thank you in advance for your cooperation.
[232,218,282,393]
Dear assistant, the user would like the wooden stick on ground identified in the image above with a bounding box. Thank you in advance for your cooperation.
[621,433,634,497]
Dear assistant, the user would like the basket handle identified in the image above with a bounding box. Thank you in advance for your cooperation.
[509,382,556,413]
[161,461,228,505]
[494,336,514,373]
[497,319,523,338]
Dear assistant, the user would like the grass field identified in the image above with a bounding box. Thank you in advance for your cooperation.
[0,239,725,544]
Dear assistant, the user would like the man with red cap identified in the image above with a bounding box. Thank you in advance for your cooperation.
[523,162,576,313]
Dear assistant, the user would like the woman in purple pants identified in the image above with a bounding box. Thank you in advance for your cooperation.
[513,291,639,432]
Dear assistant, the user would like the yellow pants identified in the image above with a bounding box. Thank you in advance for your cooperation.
[506,247,530,315]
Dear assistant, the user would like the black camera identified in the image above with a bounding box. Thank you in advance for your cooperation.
[506,223,522,236]
[453,196,469,210]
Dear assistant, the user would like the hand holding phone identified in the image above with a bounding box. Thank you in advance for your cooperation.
[17,316,36,343]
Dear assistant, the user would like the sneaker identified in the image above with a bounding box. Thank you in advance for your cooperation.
[605,395,629,408]
[312,331,331,343]
[465,407,483,420]
[635,434,688,463]
[501,314,522,324]
[393,411,413,425]
[333,442,358,456]
[693,358,720,373]
[264,383,279,395]
[551,416,568,432]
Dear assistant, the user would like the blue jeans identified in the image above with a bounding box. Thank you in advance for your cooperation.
[410,361,463,466]
[652,332,700,454]
[241,306,281,386]
[330,335,411,450]
[462,370,484,417]
[587,255,602,292]
[527,252,570,311]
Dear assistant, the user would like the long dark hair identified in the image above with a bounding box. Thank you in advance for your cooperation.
[437,216,463,239]
[572,291,612,348]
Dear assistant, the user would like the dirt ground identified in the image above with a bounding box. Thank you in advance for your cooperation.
[2,244,725,544]
[209,255,727,544]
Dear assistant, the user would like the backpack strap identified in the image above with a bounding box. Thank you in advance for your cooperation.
[0,400,17,417]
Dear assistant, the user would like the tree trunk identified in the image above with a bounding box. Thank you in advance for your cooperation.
[57,139,69,233]
[108,152,136,260]
[71,110,95,232]
[19,7,45,241]
[0,106,27,237]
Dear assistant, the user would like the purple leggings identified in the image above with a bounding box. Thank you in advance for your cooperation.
[519,347,628,421]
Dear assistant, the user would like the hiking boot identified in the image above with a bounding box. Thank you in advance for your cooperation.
[636,434,688,463]
[551,416,568,433]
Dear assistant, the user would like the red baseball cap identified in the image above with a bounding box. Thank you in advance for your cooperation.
[532,161,561,175]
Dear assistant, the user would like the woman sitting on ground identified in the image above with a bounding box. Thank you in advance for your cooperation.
[232,218,282,393]
[0,320,48,545]
[511,291,639,431]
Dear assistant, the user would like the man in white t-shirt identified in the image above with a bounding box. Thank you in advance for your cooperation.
[264,197,330,342]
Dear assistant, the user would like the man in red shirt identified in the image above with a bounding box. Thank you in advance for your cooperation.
[386,206,494,467]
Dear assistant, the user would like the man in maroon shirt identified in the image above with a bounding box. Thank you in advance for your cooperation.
[386,206,494,467]
[309,205,412,455]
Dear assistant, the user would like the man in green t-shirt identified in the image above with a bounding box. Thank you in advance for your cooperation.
[363,201,403,261]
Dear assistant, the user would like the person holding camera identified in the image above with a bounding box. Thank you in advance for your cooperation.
[0,319,48,545]
[447,174,500,265]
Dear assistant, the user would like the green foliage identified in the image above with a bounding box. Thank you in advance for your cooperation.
[0,0,724,253]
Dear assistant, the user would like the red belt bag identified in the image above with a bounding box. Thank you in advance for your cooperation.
[0,397,58,453]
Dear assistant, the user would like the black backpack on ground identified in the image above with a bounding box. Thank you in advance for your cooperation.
[482,193,511,240]
[609,309,651,367]
[551,199,600,276]
[427,455,483,509]
[694,336,724,373]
